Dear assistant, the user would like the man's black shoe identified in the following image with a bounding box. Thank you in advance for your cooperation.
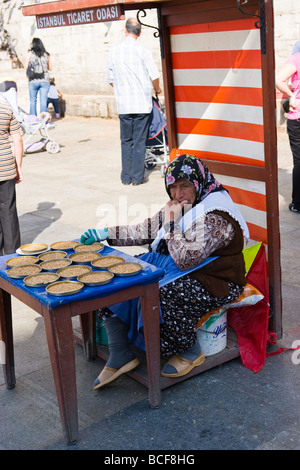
[289,203,300,213]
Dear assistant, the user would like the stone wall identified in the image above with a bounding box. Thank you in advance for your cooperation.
[274,0,300,68]
[0,0,300,122]
[0,1,161,116]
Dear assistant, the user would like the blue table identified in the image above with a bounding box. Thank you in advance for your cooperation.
[0,245,165,444]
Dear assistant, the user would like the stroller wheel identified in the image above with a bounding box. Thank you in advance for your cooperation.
[145,151,157,170]
[46,141,60,154]
[145,160,156,170]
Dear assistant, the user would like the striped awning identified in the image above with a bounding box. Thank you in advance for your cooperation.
[169,18,267,243]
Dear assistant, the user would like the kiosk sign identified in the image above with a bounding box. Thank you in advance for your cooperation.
[36,5,124,29]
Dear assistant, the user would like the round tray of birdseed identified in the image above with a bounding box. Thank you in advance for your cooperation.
[24,272,60,287]
[91,256,125,270]
[7,264,42,279]
[6,255,39,268]
[73,242,104,253]
[18,243,49,254]
[50,240,78,251]
[108,262,142,277]
[69,251,101,264]
[40,258,72,272]
[57,264,91,279]
[46,280,84,296]
[78,270,114,286]
[38,251,67,261]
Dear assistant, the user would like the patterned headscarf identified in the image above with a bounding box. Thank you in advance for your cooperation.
[165,154,225,205]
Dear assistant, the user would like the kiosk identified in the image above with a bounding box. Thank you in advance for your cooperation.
[22,0,281,360]
[21,0,281,397]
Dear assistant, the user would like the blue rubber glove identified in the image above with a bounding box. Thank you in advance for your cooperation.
[80,228,109,245]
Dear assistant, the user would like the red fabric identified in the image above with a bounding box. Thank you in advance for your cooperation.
[266,330,300,356]
[228,244,270,372]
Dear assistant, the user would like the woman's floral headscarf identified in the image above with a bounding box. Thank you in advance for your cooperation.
[165,154,225,205]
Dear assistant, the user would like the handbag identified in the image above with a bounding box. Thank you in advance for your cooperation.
[282,97,290,113]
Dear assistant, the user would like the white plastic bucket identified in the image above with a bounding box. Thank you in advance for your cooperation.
[196,308,227,356]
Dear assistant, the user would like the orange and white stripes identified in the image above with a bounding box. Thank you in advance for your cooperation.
[169,18,267,243]
[215,174,267,244]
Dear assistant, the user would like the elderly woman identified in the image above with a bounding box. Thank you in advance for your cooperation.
[80,155,249,389]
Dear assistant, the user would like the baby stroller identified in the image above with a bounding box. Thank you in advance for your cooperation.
[145,96,169,177]
[0,80,60,154]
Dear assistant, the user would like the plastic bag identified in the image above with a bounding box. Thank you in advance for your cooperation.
[228,243,269,372]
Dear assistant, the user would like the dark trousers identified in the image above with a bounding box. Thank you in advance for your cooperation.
[287,118,300,209]
[47,97,60,114]
[0,179,20,255]
[119,113,150,184]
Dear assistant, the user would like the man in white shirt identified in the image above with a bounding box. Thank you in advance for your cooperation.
[107,17,162,185]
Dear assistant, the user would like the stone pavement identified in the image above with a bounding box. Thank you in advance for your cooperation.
[0,116,300,451]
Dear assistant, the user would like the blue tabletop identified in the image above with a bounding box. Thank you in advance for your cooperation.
[0,245,165,309]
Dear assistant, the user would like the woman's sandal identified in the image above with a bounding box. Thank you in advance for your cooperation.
[93,358,140,390]
[161,352,205,378]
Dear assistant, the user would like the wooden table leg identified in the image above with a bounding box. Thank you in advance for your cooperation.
[0,289,15,389]
[141,283,161,408]
[43,305,79,444]
[79,310,97,360]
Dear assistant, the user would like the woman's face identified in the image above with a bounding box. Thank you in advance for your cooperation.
[168,179,197,205]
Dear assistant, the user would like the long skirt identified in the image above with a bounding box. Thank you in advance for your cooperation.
[99,252,244,356]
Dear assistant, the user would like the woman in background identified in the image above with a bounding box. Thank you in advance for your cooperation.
[24,38,52,116]
[276,52,300,213]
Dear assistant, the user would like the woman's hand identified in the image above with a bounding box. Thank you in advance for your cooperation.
[289,93,300,111]
[80,228,109,244]
[164,199,189,224]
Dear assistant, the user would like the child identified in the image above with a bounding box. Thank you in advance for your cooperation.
[47,77,62,118]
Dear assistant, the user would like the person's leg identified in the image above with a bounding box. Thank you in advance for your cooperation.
[131,113,150,185]
[28,81,39,115]
[52,98,60,116]
[103,316,136,369]
[159,277,244,377]
[93,316,139,389]
[0,179,20,254]
[119,114,133,184]
[287,118,300,211]
[39,81,50,114]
